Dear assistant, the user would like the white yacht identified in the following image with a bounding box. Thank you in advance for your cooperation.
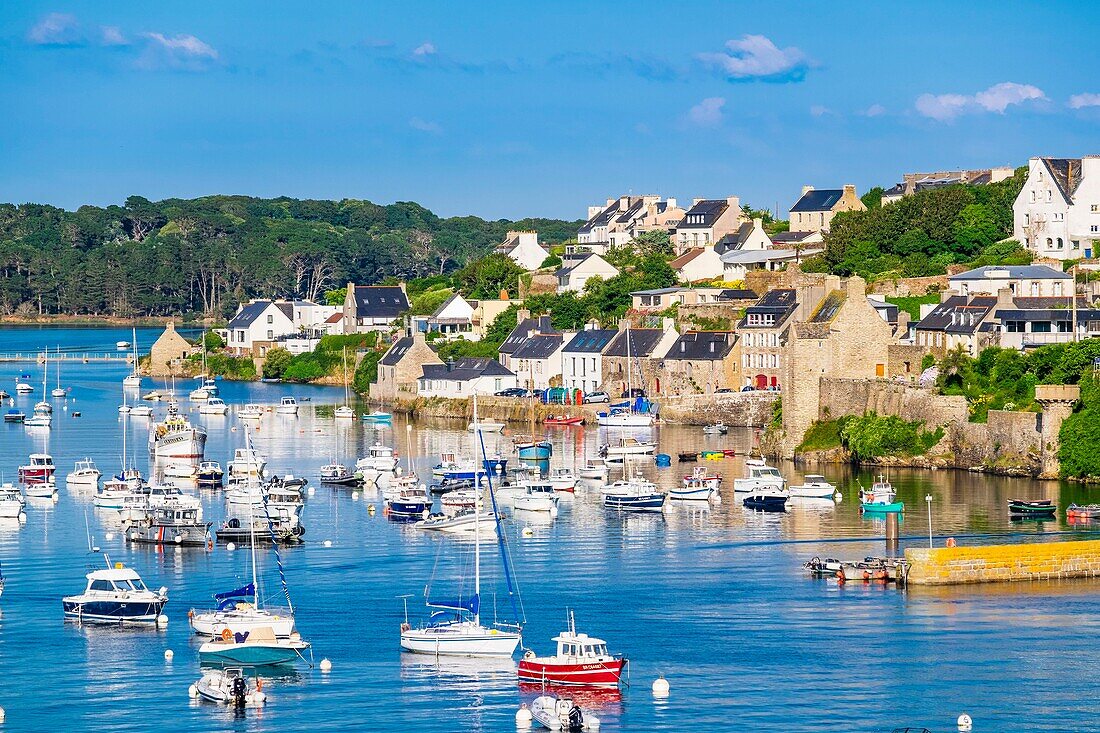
[66,459,102,489]
[0,484,26,519]
[355,442,399,474]
[733,458,787,493]
[62,557,167,625]
[149,403,207,459]
[276,396,299,415]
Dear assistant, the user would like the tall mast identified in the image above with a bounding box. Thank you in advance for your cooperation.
[132,327,138,377]
[342,346,349,407]
[246,429,261,609]
[473,391,481,627]
[1072,263,1079,343]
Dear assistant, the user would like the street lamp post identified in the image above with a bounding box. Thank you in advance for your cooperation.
[925,494,933,548]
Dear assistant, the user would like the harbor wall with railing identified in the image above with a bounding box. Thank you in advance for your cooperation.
[906,540,1100,585]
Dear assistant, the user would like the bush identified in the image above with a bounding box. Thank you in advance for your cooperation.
[262,347,293,379]
[1059,375,1100,479]
[839,412,943,460]
[203,330,225,350]
[352,350,382,394]
[201,352,257,380]
[797,419,843,452]
[282,332,379,382]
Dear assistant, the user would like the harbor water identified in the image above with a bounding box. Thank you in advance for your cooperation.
[0,326,1096,732]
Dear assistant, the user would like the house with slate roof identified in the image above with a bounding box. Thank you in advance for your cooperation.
[1013,156,1100,260]
[672,197,743,254]
[601,320,679,396]
[224,298,338,356]
[660,330,739,394]
[511,332,573,392]
[788,184,866,234]
[369,332,442,401]
[576,195,683,253]
[881,167,1014,205]
[914,295,1000,357]
[948,265,1071,298]
[343,282,410,334]
[994,292,1100,350]
[417,358,518,398]
[561,328,618,394]
[499,311,557,372]
[630,287,724,312]
[736,288,801,390]
[556,252,619,293]
[496,231,550,271]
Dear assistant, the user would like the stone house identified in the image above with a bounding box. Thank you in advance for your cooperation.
[1013,156,1100,260]
[779,276,899,455]
[561,328,618,394]
[343,283,410,334]
[417,358,518,398]
[369,332,442,401]
[498,312,557,372]
[601,320,679,396]
[913,294,1000,357]
[788,184,866,234]
[556,253,619,293]
[659,331,739,394]
[672,197,743,254]
[496,231,550,270]
[148,321,194,376]
[736,288,799,390]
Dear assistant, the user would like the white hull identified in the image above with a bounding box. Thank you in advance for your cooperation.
[598,413,653,428]
[669,486,715,501]
[66,472,101,488]
[733,478,786,493]
[790,485,837,499]
[468,421,506,433]
[0,502,24,519]
[150,429,207,459]
[400,626,520,658]
[191,610,295,638]
[276,406,298,415]
[418,511,498,535]
[513,496,558,513]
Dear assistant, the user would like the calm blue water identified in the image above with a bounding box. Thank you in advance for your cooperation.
[0,326,1096,732]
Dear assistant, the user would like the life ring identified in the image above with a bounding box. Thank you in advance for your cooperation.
[523,650,535,660]
[946,537,957,548]
[400,622,410,632]
[221,628,232,642]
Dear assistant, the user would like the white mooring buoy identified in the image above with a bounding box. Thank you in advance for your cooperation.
[957,713,973,731]
[652,675,670,697]
[164,649,174,661]
[323,540,333,548]
[515,703,532,728]
[226,542,236,551]
[188,684,198,699]
[319,658,332,672]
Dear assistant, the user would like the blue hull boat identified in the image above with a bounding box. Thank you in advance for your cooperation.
[62,599,164,624]
[388,499,430,520]
[743,495,788,512]
[603,493,665,512]
[516,441,552,460]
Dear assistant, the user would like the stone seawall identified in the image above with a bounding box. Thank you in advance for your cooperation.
[380,392,776,427]
[818,378,968,425]
[906,540,1100,585]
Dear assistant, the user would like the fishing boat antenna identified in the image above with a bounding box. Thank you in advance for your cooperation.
[84,509,99,553]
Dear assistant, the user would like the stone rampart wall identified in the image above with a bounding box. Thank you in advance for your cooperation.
[818,378,968,426]
[906,540,1100,585]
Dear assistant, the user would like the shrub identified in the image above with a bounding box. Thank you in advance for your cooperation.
[262,347,293,379]
[839,412,943,460]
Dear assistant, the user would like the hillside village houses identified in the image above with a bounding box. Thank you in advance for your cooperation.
[510,331,573,392]
[417,357,518,398]
[223,298,340,356]
[576,195,684,253]
[672,197,743,254]
[881,167,1014,205]
[561,328,618,394]
[788,184,866,233]
[1013,156,1100,260]
[601,320,680,394]
[369,332,443,401]
[556,252,619,293]
[409,293,520,342]
[499,313,557,372]
[495,230,550,270]
[342,283,410,334]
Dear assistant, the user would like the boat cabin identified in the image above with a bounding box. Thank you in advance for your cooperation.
[280,397,297,407]
[83,567,152,595]
[554,631,612,660]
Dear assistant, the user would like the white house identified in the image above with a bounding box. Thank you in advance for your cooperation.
[556,253,619,293]
[225,298,338,356]
[560,328,617,394]
[577,195,683,252]
[510,332,573,392]
[496,231,550,271]
[412,293,477,341]
[417,358,518,398]
[720,248,818,281]
[669,247,724,282]
[1013,156,1100,260]
[948,265,1072,298]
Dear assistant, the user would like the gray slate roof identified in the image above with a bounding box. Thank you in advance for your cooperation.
[511,334,563,360]
[227,301,275,329]
[790,189,843,213]
[420,358,514,382]
[677,200,729,229]
[664,331,735,361]
[949,265,1070,281]
[915,295,998,334]
[500,316,557,354]
[352,286,409,319]
[563,329,618,353]
[604,329,664,358]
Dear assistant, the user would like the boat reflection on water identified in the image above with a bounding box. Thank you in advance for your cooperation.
[517,681,622,710]
[787,496,838,512]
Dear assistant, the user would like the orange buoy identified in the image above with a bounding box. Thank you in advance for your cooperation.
[946,537,957,548]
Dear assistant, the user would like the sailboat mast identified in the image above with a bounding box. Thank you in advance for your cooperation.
[342,346,349,407]
[473,392,481,626]
[132,327,138,378]
[246,430,261,607]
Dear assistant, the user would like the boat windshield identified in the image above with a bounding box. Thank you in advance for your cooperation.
[753,467,782,478]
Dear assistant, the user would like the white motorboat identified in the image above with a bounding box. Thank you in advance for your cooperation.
[24,482,58,499]
[147,485,202,512]
[356,442,399,474]
[733,458,786,493]
[238,404,264,420]
[440,488,478,515]
[0,484,26,519]
[189,387,210,401]
[149,403,207,459]
[24,405,52,428]
[117,340,131,349]
[123,374,142,388]
[66,459,102,489]
[548,468,577,493]
[93,479,142,509]
[790,474,839,499]
[199,397,229,416]
[530,695,600,731]
[601,478,666,512]
[191,667,267,706]
[276,396,299,415]
[578,462,609,480]
[467,420,506,433]
[670,478,717,502]
[513,483,559,514]
[129,405,153,418]
[162,462,199,480]
[14,378,33,394]
[319,463,358,485]
[142,390,163,402]
[228,448,266,479]
[598,438,656,457]
[62,557,167,625]
[418,510,499,535]
[702,422,728,434]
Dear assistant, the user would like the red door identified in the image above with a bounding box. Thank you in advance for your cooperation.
[755,374,768,390]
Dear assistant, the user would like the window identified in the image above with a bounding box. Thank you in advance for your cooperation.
[90,580,114,591]
[237,330,245,342]
[1054,282,1064,296]
[1047,190,1053,202]
[1030,190,1036,203]
[1057,321,1072,333]
[1025,213,1030,226]
[267,330,273,339]
[1031,282,1039,296]
[1032,322,1052,333]
[1057,238,1064,249]
[1092,226,1099,233]
[1005,321,1025,333]
[1092,204,1099,213]
[267,314,273,323]
[1073,240,1081,250]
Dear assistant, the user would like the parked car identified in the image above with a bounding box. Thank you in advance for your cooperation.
[583,391,610,404]
[495,387,528,397]
[715,388,734,394]
[740,386,755,392]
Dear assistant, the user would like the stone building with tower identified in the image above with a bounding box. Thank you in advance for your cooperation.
[147,321,194,376]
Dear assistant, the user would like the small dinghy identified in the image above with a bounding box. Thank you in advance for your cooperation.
[191,667,267,707]
[743,492,788,512]
[702,422,728,434]
[804,556,843,577]
[544,415,585,426]
[1009,498,1056,517]
[677,452,698,463]
[530,695,600,731]
[1067,503,1100,519]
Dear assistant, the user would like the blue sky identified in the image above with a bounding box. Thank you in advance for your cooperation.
[1,1,1098,220]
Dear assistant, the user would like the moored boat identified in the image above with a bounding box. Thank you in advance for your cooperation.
[1008,498,1056,517]
[276,396,299,415]
[149,404,207,459]
[191,667,267,707]
[544,415,585,426]
[66,459,102,489]
[518,613,626,688]
[529,695,600,731]
[515,437,553,460]
[790,474,838,499]
[18,453,55,484]
[1067,503,1100,519]
[361,410,392,423]
[860,476,904,513]
[601,479,665,512]
[733,458,785,493]
[468,420,506,433]
[743,490,788,511]
[62,557,167,625]
[198,626,310,666]
[127,506,212,547]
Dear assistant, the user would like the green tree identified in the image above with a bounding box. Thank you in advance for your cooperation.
[324,287,347,306]
[454,253,524,299]
[629,230,674,257]
[861,186,884,210]
[203,330,225,350]
[262,347,293,379]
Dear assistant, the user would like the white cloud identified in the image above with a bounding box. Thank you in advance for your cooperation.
[916,82,1046,121]
[412,42,436,57]
[863,103,886,117]
[145,33,217,59]
[686,97,726,127]
[409,117,442,134]
[28,13,82,45]
[810,105,831,117]
[1069,93,1100,109]
[100,25,127,46]
[697,35,811,81]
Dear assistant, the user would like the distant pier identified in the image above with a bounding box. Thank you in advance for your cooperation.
[0,352,133,363]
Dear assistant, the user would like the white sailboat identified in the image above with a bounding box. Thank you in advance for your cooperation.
[335,346,354,419]
[400,398,523,657]
[51,346,67,397]
[597,327,653,428]
[123,328,142,388]
[33,350,52,415]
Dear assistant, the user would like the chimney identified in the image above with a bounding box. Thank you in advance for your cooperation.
[666,197,677,209]
[620,196,630,209]
[753,217,763,230]
[662,317,675,332]
[843,184,857,198]
[693,198,704,206]
[1081,156,1100,180]
[500,288,509,300]
[726,196,740,213]
[801,185,814,196]
[618,318,631,332]
[447,357,455,372]
[588,205,603,219]
[996,286,1014,309]
[517,308,530,326]
[606,198,615,208]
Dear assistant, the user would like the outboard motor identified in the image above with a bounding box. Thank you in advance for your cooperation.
[231,676,247,709]
[567,704,584,732]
